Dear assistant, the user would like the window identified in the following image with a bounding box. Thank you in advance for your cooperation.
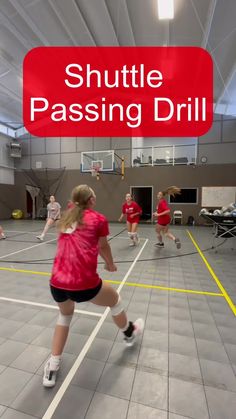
[169,188,198,204]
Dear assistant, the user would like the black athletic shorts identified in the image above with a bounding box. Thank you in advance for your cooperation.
[50,280,102,303]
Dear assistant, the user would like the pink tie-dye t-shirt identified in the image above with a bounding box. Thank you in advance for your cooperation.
[50,209,109,291]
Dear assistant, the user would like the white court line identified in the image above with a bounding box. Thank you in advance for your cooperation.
[5,229,57,236]
[0,237,56,260]
[4,232,149,241]
[0,296,102,317]
[5,230,127,237]
[114,236,147,240]
[5,229,138,238]
[42,238,148,419]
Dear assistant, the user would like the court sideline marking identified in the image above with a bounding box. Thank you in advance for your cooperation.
[187,230,236,316]
[42,238,149,419]
[5,229,57,236]
[0,237,56,260]
[0,266,223,297]
[0,296,102,317]
[105,279,223,297]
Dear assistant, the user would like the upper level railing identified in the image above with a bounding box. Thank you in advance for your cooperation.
[132,144,197,167]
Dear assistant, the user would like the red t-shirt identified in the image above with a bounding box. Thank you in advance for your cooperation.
[122,201,142,223]
[157,199,171,225]
[50,209,109,291]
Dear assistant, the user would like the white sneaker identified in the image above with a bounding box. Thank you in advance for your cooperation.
[43,358,60,388]
[36,235,44,241]
[0,234,6,239]
[129,241,135,246]
[124,318,144,347]
[134,237,140,245]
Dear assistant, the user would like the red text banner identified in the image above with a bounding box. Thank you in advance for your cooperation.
[23,47,213,137]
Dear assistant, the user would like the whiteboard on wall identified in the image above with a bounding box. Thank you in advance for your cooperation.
[201,187,236,207]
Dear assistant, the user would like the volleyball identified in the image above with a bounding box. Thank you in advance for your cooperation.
[12,209,24,219]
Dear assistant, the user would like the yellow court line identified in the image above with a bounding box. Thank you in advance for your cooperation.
[0,265,223,297]
[104,279,223,297]
[0,266,50,276]
[187,230,236,316]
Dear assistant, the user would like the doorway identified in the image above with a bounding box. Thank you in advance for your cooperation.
[130,186,153,221]
[26,190,33,219]
[26,185,40,219]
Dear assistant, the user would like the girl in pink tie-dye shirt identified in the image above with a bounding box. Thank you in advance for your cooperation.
[43,184,144,387]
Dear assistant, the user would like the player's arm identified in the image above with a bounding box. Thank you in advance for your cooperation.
[118,213,124,222]
[118,205,126,222]
[157,209,170,216]
[98,236,117,272]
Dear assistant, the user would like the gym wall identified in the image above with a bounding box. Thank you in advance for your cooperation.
[11,115,236,170]
[1,164,235,224]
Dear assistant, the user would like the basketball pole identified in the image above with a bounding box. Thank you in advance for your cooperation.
[121,156,125,180]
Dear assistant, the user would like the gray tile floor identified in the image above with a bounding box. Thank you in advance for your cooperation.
[0,220,236,418]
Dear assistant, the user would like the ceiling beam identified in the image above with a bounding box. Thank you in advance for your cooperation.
[201,0,217,48]
[0,83,21,103]
[8,0,50,45]
[0,8,34,50]
[72,0,97,45]
[215,61,236,111]
[191,0,230,115]
[0,50,21,74]
[123,0,136,46]
[48,0,77,45]
[103,0,120,45]
[0,70,11,79]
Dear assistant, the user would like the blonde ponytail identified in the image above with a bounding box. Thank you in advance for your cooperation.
[162,186,181,197]
[58,185,94,232]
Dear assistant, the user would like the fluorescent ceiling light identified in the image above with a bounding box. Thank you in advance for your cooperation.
[157,0,174,20]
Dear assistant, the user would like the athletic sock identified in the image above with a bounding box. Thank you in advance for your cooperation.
[49,355,61,370]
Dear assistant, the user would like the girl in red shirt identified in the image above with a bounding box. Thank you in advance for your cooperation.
[118,193,142,246]
[43,185,143,387]
[153,186,181,249]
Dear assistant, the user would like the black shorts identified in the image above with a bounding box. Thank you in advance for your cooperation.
[50,281,102,303]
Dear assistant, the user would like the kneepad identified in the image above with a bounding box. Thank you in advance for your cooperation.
[110,296,124,316]
[57,313,73,327]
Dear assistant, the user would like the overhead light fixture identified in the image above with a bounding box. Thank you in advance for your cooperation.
[157,0,174,20]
